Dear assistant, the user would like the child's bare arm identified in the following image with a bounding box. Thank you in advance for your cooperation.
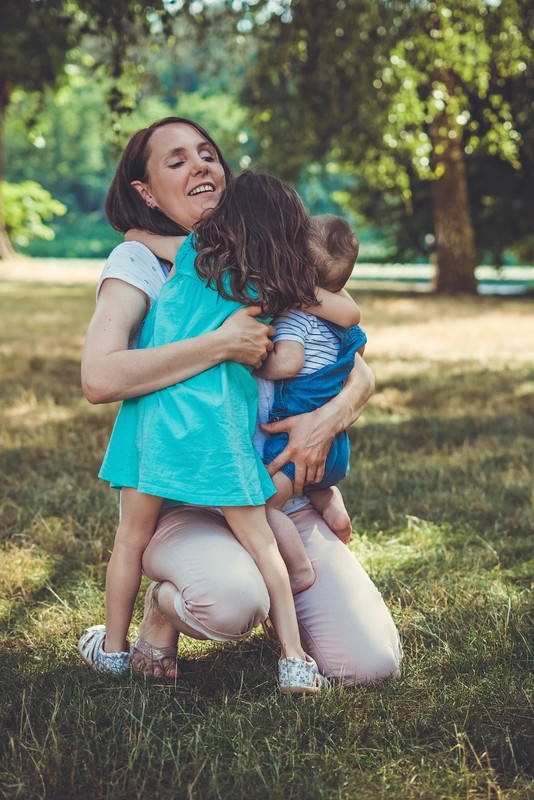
[124,229,186,264]
[304,288,361,328]
[254,339,305,380]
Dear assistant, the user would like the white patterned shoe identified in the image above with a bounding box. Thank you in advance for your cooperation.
[78,624,132,675]
[279,654,330,694]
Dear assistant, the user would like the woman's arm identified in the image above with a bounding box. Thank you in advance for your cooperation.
[260,353,374,492]
[81,278,275,404]
[304,288,361,328]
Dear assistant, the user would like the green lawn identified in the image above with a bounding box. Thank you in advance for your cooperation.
[0,278,533,800]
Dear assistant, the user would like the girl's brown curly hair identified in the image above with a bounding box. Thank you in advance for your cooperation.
[194,171,317,318]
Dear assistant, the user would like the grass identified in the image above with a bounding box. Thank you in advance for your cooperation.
[0,275,533,799]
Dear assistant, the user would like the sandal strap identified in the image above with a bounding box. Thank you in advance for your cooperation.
[133,636,177,661]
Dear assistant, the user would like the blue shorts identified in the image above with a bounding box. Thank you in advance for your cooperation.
[262,322,366,490]
[263,428,350,489]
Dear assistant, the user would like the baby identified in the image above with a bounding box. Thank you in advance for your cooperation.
[255,214,366,593]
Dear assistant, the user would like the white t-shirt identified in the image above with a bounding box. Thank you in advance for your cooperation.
[96,242,309,514]
[96,241,170,347]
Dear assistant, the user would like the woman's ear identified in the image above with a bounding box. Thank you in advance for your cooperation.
[131,180,157,209]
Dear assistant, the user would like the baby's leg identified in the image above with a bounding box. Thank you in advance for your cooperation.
[221,505,306,661]
[306,486,352,544]
[105,488,162,653]
[266,472,315,594]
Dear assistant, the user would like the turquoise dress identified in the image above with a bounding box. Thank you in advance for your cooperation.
[99,234,275,506]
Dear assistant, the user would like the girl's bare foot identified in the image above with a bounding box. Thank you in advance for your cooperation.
[131,582,180,680]
[289,564,316,595]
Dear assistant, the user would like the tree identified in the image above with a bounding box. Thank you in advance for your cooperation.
[2,181,67,248]
[3,8,257,258]
[239,0,534,293]
[0,0,174,258]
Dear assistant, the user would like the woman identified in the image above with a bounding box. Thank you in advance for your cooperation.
[80,116,402,684]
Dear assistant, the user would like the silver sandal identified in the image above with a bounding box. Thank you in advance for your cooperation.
[131,582,179,680]
[131,635,179,680]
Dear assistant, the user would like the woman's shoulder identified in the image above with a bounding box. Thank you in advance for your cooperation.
[96,241,170,306]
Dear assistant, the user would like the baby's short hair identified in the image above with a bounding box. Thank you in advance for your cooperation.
[309,214,359,292]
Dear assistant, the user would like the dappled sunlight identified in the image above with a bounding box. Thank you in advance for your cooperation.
[360,294,534,366]
[4,397,76,428]
[0,543,54,601]
[0,282,531,800]
[0,259,102,286]
[351,515,451,573]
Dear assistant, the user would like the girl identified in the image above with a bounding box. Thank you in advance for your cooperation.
[80,171,359,693]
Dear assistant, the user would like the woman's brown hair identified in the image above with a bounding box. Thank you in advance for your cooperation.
[105,117,233,234]
[194,171,317,318]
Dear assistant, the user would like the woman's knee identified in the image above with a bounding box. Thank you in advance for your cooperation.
[178,570,270,641]
[337,642,402,686]
[144,506,270,640]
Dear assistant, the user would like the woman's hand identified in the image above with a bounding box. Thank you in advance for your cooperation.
[262,408,336,491]
[220,307,275,368]
[261,354,375,492]
[82,286,274,404]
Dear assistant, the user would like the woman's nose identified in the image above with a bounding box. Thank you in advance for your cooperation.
[191,155,209,175]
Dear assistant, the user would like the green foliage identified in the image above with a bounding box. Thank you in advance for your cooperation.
[1,181,67,247]
[0,279,533,798]
[3,43,257,257]
[0,0,175,105]
[239,0,534,272]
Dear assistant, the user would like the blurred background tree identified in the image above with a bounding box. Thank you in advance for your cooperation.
[238,0,534,293]
[0,0,176,257]
[2,0,534,295]
[2,181,67,249]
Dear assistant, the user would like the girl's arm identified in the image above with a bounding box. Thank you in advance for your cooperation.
[304,288,361,328]
[81,278,275,404]
[261,353,374,492]
[124,229,185,265]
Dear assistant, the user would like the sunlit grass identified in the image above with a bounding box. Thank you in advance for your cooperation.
[0,276,533,799]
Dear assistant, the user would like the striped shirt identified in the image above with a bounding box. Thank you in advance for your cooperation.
[273,309,340,375]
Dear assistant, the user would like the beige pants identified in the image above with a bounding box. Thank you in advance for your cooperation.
[142,504,402,685]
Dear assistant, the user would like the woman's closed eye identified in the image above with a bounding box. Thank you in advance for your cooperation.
[200,148,217,162]
[168,150,217,169]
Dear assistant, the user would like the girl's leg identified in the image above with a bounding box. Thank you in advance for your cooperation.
[266,471,315,594]
[306,485,352,544]
[104,488,162,653]
[221,505,306,661]
[291,505,402,685]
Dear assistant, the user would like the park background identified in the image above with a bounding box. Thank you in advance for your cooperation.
[0,1,533,799]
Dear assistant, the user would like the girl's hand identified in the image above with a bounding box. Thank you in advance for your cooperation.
[220,307,275,368]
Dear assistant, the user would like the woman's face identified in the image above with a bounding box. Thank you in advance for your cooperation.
[131,123,226,231]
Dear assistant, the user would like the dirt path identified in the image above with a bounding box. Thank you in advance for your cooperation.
[0,257,103,284]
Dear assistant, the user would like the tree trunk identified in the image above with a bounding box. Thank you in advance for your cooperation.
[0,77,16,260]
[429,116,477,295]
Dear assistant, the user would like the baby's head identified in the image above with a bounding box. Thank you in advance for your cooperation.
[309,214,359,292]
